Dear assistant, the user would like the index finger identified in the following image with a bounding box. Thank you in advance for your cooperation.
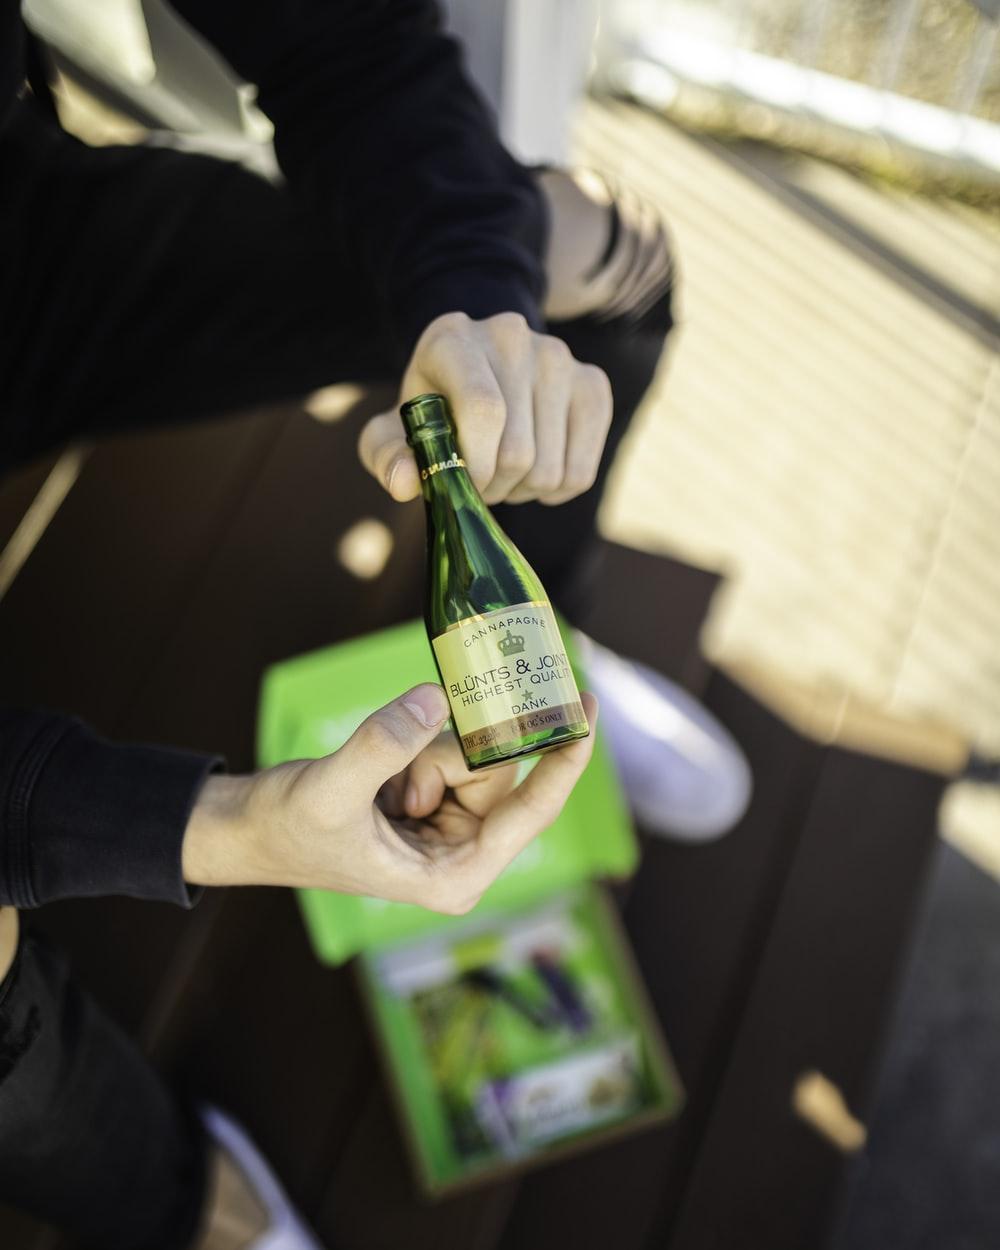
[404,732,519,820]
[420,334,506,493]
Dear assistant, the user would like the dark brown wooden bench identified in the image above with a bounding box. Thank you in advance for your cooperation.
[0,399,952,1249]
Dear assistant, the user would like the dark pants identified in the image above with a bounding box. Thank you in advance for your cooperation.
[0,100,673,1248]
[0,933,208,1250]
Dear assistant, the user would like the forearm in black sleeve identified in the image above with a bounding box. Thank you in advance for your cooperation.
[0,709,221,908]
[169,0,548,359]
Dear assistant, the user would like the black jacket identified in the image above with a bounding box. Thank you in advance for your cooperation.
[0,0,546,909]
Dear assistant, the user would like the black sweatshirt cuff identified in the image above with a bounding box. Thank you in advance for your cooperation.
[1,712,222,909]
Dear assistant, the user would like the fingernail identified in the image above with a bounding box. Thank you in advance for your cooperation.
[402,685,449,728]
[386,456,406,496]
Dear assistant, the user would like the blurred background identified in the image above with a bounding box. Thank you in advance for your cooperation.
[3,1,999,1247]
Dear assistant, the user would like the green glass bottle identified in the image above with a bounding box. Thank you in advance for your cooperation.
[401,392,589,771]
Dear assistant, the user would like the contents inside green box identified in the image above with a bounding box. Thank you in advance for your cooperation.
[258,619,683,1191]
[359,884,681,1191]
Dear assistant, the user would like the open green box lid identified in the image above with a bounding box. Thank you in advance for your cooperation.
[257,620,639,965]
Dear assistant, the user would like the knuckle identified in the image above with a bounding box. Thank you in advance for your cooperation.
[493,310,529,336]
[463,387,505,431]
[430,309,470,337]
[581,363,613,415]
[566,464,599,496]
[431,884,480,917]
[529,467,563,495]
[420,311,469,354]
[464,385,503,415]
[498,438,535,479]
[492,311,531,353]
[582,359,610,387]
[359,709,410,755]
[539,335,572,369]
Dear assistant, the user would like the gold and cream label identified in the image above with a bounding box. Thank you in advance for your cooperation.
[432,601,585,756]
[420,456,466,480]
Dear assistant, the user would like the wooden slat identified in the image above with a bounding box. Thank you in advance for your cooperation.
[0,390,421,1248]
[497,673,828,1250]
[582,99,1000,771]
[0,454,63,560]
[0,410,288,1247]
[111,394,406,1226]
[113,393,399,762]
[3,405,291,1039]
[0,450,89,604]
[322,1085,520,1250]
[1,401,947,1250]
[0,410,283,728]
[150,888,376,1217]
[312,540,721,1250]
[576,541,721,691]
[2,409,286,1035]
[663,690,946,1250]
[0,1205,52,1250]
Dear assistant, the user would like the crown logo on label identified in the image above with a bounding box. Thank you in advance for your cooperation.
[498,630,525,657]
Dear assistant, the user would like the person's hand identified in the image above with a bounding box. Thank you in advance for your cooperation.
[358,311,613,507]
[183,684,597,915]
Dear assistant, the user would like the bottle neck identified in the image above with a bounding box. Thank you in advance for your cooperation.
[409,422,546,623]
[410,430,480,510]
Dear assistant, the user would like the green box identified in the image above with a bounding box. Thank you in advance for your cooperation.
[258,620,683,1192]
[356,883,683,1192]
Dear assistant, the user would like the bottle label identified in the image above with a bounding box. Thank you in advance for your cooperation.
[432,601,585,756]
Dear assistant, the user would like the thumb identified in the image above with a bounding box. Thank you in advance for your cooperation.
[357,410,421,501]
[339,684,450,794]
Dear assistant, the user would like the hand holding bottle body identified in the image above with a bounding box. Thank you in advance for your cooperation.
[358,311,612,506]
[183,685,597,914]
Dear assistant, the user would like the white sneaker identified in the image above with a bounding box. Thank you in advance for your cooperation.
[576,633,752,841]
[201,1106,325,1250]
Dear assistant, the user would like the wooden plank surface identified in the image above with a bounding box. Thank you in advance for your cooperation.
[1,408,289,1054]
[495,673,829,1249]
[0,399,949,1250]
[0,410,282,728]
[151,888,376,1219]
[0,454,61,554]
[321,547,723,1250]
[585,98,1000,779]
[112,393,402,764]
[665,735,946,1250]
[0,390,527,1250]
[0,408,291,1247]
[576,541,721,691]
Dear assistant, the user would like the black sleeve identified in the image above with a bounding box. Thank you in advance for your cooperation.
[0,709,221,908]
[168,0,548,360]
